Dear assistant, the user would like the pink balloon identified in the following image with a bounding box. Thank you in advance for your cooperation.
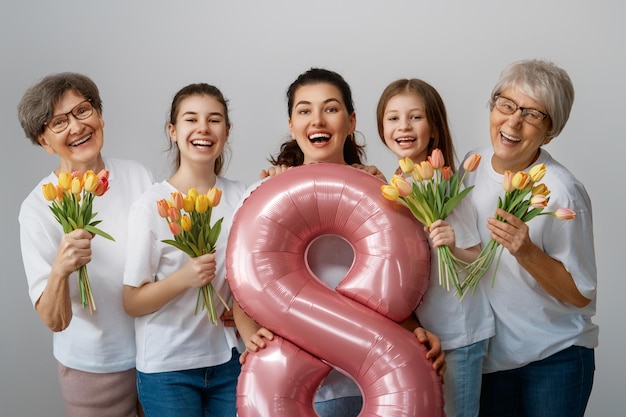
[226,163,443,416]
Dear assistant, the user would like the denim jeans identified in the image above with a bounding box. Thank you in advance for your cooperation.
[137,349,241,417]
[444,339,489,417]
[314,396,363,417]
[479,345,595,417]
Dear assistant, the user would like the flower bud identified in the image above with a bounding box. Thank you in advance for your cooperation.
[530,194,548,209]
[416,161,434,180]
[398,157,415,174]
[381,184,400,201]
[42,183,57,201]
[442,166,452,180]
[58,172,72,190]
[181,215,192,232]
[502,171,514,192]
[529,163,546,183]
[389,175,412,197]
[428,148,445,169]
[171,192,184,210]
[463,153,481,172]
[169,221,182,236]
[157,199,170,218]
[207,188,222,207]
[531,183,550,197]
[554,208,576,220]
[183,195,195,213]
[195,194,209,214]
[512,171,531,191]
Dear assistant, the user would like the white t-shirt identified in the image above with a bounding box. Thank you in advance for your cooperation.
[463,146,599,372]
[123,177,246,373]
[415,196,495,351]
[19,158,154,373]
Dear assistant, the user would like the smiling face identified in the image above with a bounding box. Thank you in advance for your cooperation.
[382,92,432,163]
[37,89,105,173]
[288,83,356,165]
[168,94,229,170]
[489,87,553,174]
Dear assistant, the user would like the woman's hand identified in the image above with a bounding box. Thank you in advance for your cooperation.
[239,327,274,364]
[351,163,387,182]
[260,165,290,179]
[413,326,446,377]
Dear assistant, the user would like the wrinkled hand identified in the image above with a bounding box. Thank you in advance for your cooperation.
[260,165,290,179]
[487,208,532,257]
[413,327,446,377]
[350,163,387,182]
[52,229,93,277]
[240,327,274,364]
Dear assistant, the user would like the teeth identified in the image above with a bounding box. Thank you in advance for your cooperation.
[396,137,416,143]
[309,133,330,141]
[192,140,213,146]
[70,134,91,147]
[501,132,520,142]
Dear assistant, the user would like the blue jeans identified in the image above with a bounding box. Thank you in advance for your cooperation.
[314,396,363,417]
[444,339,489,417]
[479,346,595,417]
[137,349,241,417]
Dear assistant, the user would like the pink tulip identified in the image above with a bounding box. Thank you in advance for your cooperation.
[530,194,548,209]
[94,176,110,196]
[502,171,514,192]
[428,148,445,169]
[554,208,576,220]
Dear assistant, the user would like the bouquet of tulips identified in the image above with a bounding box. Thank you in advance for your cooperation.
[157,187,228,324]
[461,163,576,295]
[381,149,482,296]
[42,169,114,314]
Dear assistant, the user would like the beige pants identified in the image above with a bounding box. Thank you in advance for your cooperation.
[58,363,143,417]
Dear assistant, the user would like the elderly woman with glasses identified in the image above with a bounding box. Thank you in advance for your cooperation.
[17,72,153,417]
[462,59,598,417]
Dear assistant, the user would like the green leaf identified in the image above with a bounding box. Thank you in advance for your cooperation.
[207,217,223,249]
[84,224,115,241]
[161,239,196,258]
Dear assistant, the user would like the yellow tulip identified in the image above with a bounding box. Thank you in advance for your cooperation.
[532,183,551,197]
[398,157,415,174]
[183,195,195,213]
[206,187,222,207]
[512,171,531,191]
[187,188,199,203]
[381,184,400,201]
[389,175,412,197]
[181,215,192,232]
[529,163,546,183]
[71,177,83,195]
[42,182,57,201]
[58,172,72,190]
[195,194,209,213]
[83,172,99,193]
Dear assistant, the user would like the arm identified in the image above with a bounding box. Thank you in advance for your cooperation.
[260,165,289,179]
[401,314,446,376]
[233,300,274,364]
[123,252,217,317]
[488,208,590,307]
[35,229,94,332]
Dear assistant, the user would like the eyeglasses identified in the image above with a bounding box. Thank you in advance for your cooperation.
[45,99,94,133]
[493,95,550,127]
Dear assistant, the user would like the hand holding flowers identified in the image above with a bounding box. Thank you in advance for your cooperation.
[42,169,114,313]
[461,163,576,295]
[381,149,482,295]
[157,187,228,324]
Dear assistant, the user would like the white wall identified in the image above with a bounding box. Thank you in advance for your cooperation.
[1,1,623,415]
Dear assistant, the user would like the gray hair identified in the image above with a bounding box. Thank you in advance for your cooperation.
[17,72,103,145]
[489,59,574,138]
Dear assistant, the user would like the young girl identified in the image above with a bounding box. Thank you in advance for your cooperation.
[123,83,245,417]
[233,68,445,417]
[376,78,495,417]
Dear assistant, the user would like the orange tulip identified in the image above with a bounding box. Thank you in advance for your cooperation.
[530,194,548,209]
[502,171,514,192]
[416,161,434,180]
[206,188,222,207]
[169,221,183,236]
[512,171,531,191]
[442,166,452,180]
[463,153,481,172]
[390,175,412,197]
[532,183,550,197]
[171,192,184,210]
[157,199,170,218]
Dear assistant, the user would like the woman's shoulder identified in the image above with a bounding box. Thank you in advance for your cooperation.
[104,157,154,182]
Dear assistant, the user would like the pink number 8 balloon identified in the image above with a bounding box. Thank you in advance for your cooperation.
[226,163,444,416]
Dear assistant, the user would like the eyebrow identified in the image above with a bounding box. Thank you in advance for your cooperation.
[294,98,343,107]
[181,111,224,117]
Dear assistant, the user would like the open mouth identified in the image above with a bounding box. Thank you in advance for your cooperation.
[501,132,520,143]
[308,133,331,144]
[69,134,91,147]
[191,139,214,147]
[395,136,416,144]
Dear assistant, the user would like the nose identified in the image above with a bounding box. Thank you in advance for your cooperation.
[507,109,524,127]
[311,109,325,126]
[399,116,412,130]
[197,119,211,132]
[66,114,84,134]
